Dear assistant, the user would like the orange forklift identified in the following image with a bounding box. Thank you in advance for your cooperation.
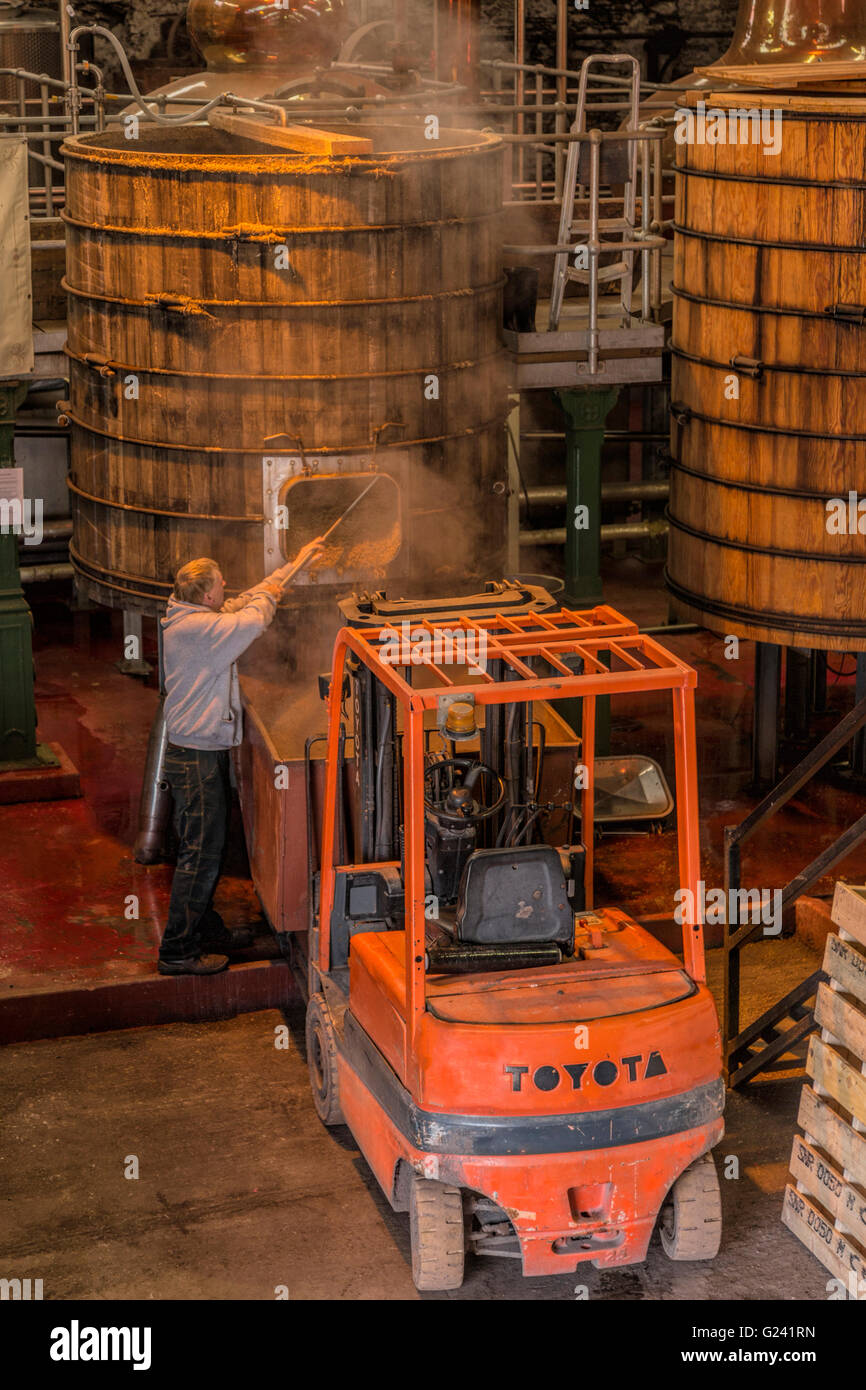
[302,598,723,1289]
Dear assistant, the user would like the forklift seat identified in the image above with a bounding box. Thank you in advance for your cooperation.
[455,845,574,948]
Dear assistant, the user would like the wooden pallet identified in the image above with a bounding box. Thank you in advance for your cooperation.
[782,882,866,1297]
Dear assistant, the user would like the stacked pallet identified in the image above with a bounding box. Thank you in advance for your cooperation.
[782,882,866,1298]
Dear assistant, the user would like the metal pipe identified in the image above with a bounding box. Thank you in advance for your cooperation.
[69,25,246,129]
[40,76,52,216]
[534,67,542,199]
[515,0,525,187]
[640,138,651,321]
[520,430,668,441]
[58,0,72,89]
[23,150,63,173]
[588,130,601,375]
[522,480,669,507]
[495,127,665,144]
[134,699,172,865]
[18,519,72,543]
[479,58,681,93]
[652,130,663,311]
[18,519,72,544]
[0,113,95,124]
[555,0,567,197]
[19,562,74,583]
[520,519,669,545]
[639,623,700,636]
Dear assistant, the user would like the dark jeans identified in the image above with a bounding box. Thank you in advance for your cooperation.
[160,745,231,962]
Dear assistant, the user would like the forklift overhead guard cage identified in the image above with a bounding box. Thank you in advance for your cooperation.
[317,603,703,1079]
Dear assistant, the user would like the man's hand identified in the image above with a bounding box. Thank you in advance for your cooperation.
[269,540,326,589]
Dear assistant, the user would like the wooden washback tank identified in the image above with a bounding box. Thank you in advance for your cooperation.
[668,92,866,651]
[61,121,508,614]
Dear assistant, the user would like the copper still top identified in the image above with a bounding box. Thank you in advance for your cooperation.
[186,0,347,73]
[717,0,866,67]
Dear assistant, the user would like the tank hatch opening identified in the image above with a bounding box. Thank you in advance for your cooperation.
[263,458,403,585]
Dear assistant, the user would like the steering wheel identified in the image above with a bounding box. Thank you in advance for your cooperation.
[424,757,506,828]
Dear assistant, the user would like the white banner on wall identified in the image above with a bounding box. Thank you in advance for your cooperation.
[0,137,34,377]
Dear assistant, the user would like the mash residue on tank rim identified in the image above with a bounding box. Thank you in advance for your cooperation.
[60,124,503,178]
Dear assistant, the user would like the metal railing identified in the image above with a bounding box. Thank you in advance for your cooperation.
[476,57,677,203]
[0,64,104,221]
[723,696,866,1088]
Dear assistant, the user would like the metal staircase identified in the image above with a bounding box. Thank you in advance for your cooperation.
[548,54,642,332]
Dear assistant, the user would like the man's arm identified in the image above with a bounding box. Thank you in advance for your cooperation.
[221,580,281,615]
[206,594,280,670]
[220,541,325,615]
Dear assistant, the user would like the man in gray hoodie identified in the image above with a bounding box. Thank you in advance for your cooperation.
[158,542,322,975]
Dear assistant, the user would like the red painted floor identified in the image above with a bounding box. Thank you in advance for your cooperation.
[0,601,265,997]
[2,564,866,1034]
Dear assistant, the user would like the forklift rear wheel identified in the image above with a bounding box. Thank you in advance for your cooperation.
[408,1175,465,1291]
[305,994,345,1126]
[660,1151,722,1260]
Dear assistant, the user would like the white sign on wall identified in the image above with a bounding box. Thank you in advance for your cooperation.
[0,138,34,377]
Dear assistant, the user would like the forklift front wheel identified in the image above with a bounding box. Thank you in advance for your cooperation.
[408,1175,466,1292]
[659,1151,722,1261]
[305,994,345,1127]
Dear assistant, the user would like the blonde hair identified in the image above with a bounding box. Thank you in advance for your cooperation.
[173,557,220,605]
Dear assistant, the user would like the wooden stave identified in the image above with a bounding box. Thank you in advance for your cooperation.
[62,216,503,304]
[672,293,866,375]
[674,234,866,315]
[676,102,866,184]
[65,284,504,377]
[670,354,866,433]
[677,170,866,246]
[671,412,866,494]
[66,353,510,454]
[669,467,866,557]
[665,530,866,627]
[61,130,505,233]
[664,567,866,651]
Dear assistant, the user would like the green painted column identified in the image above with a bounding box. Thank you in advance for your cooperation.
[555,386,620,754]
[0,380,50,769]
[556,385,620,606]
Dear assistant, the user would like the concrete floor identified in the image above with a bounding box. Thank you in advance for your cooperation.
[0,937,832,1301]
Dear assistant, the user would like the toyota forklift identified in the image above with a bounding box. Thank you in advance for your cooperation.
[302,596,724,1289]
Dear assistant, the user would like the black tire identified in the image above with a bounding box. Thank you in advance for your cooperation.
[408,1174,465,1291]
[305,993,344,1126]
[660,1151,722,1260]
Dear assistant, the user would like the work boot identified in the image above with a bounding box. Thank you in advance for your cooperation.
[198,926,254,952]
[197,907,254,953]
[157,954,229,976]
